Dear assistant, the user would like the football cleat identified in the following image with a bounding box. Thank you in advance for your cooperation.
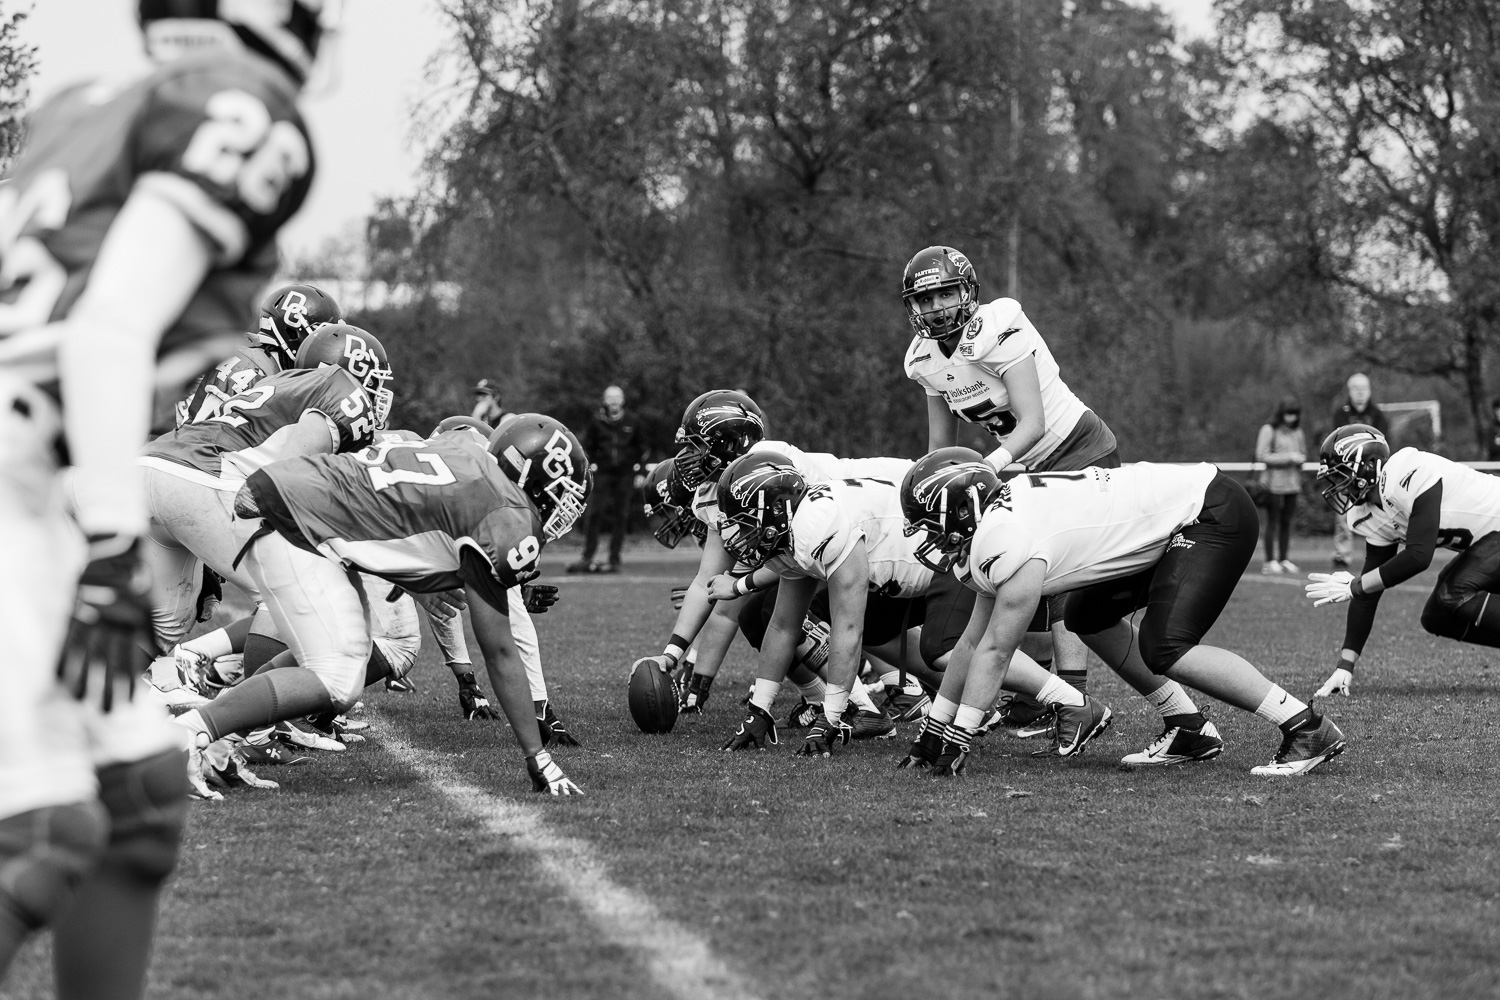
[270,720,344,752]
[1050,696,1113,758]
[897,720,949,770]
[171,645,214,696]
[385,675,417,693]
[796,715,853,757]
[1121,721,1224,766]
[209,744,280,791]
[842,704,897,740]
[780,697,821,729]
[931,726,976,777]
[239,732,313,767]
[720,704,779,751]
[997,695,1054,738]
[308,713,366,746]
[1250,716,1347,776]
[880,684,931,723]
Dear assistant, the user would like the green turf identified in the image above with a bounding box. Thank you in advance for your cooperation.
[6,547,1500,1000]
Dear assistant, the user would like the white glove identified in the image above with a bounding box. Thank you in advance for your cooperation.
[527,750,583,796]
[1305,571,1355,608]
[1315,667,1353,698]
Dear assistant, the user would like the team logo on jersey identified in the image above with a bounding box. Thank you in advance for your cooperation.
[281,291,311,330]
[341,333,377,379]
[959,343,975,357]
[1399,469,1415,490]
[541,428,577,479]
[963,316,983,340]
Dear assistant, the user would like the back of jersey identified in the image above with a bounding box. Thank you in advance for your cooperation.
[0,51,312,392]
[787,476,933,597]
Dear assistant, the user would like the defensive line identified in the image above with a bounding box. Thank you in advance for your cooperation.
[370,717,767,1000]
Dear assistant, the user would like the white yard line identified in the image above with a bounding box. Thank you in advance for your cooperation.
[370,719,766,1000]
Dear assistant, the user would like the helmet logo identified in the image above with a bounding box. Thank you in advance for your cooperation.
[696,404,762,436]
[342,333,375,379]
[281,291,310,330]
[730,464,794,503]
[912,463,989,509]
[945,248,972,273]
[541,428,576,480]
[1334,431,1381,462]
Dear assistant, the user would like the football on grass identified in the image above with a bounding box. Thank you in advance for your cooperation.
[628,658,679,734]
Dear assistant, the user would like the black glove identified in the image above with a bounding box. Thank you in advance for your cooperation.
[535,699,581,747]
[457,671,500,719]
[195,567,223,623]
[58,535,157,712]
[679,673,713,714]
[526,750,582,795]
[720,704,779,750]
[796,714,852,757]
[522,583,560,614]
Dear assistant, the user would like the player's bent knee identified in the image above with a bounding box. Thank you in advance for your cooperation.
[1138,626,1191,675]
[0,801,109,930]
[95,749,189,884]
[1420,603,1469,641]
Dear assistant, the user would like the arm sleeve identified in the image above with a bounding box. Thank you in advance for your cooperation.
[1254,425,1274,464]
[457,546,511,616]
[1371,482,1442,589]
[1341,542,1398,653]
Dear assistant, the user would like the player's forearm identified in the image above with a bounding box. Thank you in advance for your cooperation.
[685,605,741,679]
[824,624,864,692]
[483,648,543,757]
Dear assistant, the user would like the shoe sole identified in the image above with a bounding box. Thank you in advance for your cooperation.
[1121,744,1224,766]
[1250,738,1347,776]
[1056,708,1113,758]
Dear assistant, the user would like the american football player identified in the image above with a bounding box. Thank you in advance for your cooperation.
[1306,424,1500,696]
[901,245,1120,732]
[707,451,1100,756]
[902,450,1347,776]
[0,0,324,990]
[170,415,591,795]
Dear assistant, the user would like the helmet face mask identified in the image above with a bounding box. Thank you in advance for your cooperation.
[642,458,705,549]
[675,390,766,490]
[718,452,804,567]
[902,246,980,340]
[900,448,1000,572]
[1317,425,1389,514]
[489,415,592,542]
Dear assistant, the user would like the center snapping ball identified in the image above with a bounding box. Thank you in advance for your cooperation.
[628,657,679,734]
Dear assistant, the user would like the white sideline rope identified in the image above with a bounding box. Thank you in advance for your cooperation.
[369,718,766,1000]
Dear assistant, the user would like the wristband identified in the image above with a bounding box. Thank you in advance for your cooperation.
[990,447,1015,471]
[734,574,758,598]
[663,634,691,664]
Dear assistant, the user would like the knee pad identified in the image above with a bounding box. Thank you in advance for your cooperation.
[0,801,109,930]
[95,749,188,884]
[374,634,419,682]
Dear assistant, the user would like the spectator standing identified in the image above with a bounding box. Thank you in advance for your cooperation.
[1257,397,1307,574]
[471,378,506,425]
[1487,398,1500,461]
[569,386,649,573]
[1329,373,1388,568]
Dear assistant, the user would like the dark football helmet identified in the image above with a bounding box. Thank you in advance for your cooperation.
[901,245,980,340]
[255,283,344,369]
[900,447,1001,572]
[641,457,706,549]
[676,389,766,491]
[1317,424,1390,514]
[718,451,805,566]
[432,415,494,444]
[139,0,327,85]
[294,324,395,429]
[489,414,592,541]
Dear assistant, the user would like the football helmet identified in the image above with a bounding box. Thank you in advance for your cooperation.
[676,389,766,490]
[294,324,395,429]
[489,415,592,541]
[432,415,494,444]
[901,245,980,340]
[717,451,805,566]
[138,0,328,85]
[1317,424,1390,514]
[641,457,706,549]
[900,447,1001,572]
[255,283,344,368]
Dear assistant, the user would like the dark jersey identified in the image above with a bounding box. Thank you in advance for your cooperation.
[255,434,544,598]
[175,344,282,426]
[0,51,313,391]
[142,366,374,487]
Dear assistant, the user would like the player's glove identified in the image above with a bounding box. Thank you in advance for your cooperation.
[1315,666,1354,698]
[527,750,582,795]
[796,714,853,758]
[58,535,157,712]
[535,699,581,747]
[669,584,690,610]
[457,671,500,719]
[195,567,223,623]
[522,583,560,615]
[1305,571,1355,607]
[720,704,779,750]
[679,673,713,714]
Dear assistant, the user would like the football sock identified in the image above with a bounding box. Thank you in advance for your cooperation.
[1058,668,1088,694]
[794,676,828,703]
[179,623,236,662]
[192,669,335,740]
[445,659,473,678]
[750,678,781,712]
[848,683,878,713]
[1146,680,1205,730]
[930,695,960,725]
[878,669,901,688]
[1254,685,1309,728]
[242,633,289,677]
[823,687,850,722]
[953,704,987,731]
[1036,675,1086,708]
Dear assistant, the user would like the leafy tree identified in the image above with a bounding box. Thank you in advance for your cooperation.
[0,5,37,174]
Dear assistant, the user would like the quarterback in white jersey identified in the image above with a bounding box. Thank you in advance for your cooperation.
[900,451,1348,777]
[1308,426,1500,697]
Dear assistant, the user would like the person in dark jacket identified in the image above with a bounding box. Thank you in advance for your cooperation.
[569,386,649,573]
[1487,398,1500,462]
[1329,373,1388,568]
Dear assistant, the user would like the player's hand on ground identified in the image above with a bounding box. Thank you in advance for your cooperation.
[527,750,582,795]
[705,573,739,602]
[669,584,690,610]
[59,535,157,711]
[720,704,778,750]
[536,699,581,747]
[1315,666,1353,698]
[457,671,500,719]
[1305,571,1355,607]
[523,583,560,614]
[796,715,852,757]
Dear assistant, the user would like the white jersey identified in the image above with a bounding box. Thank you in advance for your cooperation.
[691,440,909,534]
[1345,447,1500,551]
[763,470,934,598]
[960,463,1218,597]
[904,297,1089,467]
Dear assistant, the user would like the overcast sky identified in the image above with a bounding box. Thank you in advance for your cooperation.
[19,0,1216,258]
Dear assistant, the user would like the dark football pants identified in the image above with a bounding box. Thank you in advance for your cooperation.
[1420,530,1500,648]
[1064,472,1258,673]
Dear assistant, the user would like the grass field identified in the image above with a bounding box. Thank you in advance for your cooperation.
[5,541,1500,1000]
